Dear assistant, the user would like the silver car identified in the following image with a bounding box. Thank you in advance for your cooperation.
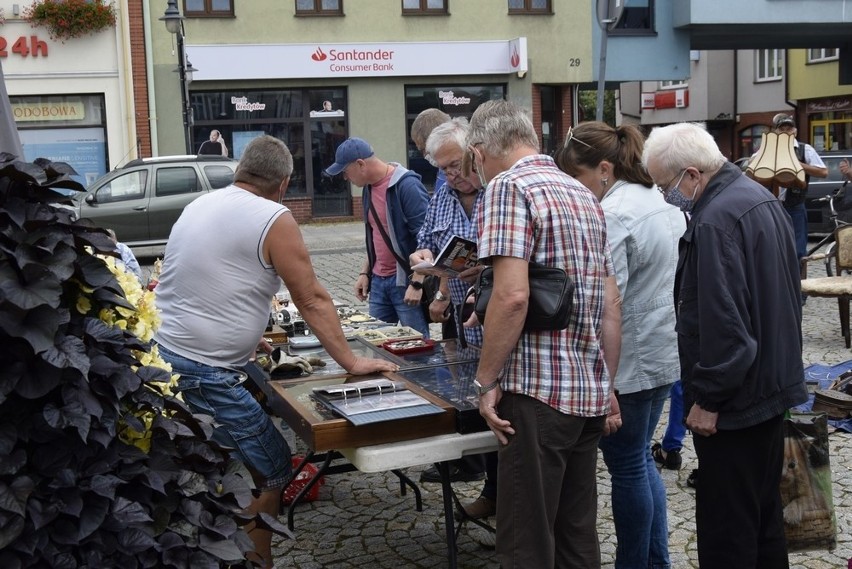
[75,155,236,247]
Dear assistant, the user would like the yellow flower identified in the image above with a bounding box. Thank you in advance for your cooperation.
[76,295,91,314]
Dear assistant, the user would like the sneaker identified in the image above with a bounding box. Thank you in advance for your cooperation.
[651,443,683,470]
[686,468,698,489]
[419,465,486,484]
[455,495,496,520]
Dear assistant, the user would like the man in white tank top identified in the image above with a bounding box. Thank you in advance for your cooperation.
[155,135,398,568]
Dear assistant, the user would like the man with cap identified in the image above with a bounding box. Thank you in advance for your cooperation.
[763,114,827,275]
[325,137,431,336]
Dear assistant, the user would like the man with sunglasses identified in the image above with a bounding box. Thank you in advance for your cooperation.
[467,100,623,568]
[643,122,808,569]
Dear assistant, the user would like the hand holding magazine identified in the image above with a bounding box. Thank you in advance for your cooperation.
[411,235,478,278]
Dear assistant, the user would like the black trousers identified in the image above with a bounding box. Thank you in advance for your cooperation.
[693,413,789,569]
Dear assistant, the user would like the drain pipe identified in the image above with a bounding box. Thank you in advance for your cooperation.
[143,0,159,157]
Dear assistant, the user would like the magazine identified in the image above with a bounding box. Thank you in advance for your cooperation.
[411,235,478,278]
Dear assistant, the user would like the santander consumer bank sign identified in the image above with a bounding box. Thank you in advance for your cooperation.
[188,39,527,81]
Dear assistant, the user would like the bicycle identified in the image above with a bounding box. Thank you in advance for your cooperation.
[803,180,850,277]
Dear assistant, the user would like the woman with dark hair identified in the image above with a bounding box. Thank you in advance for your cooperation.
[556,122,685,569]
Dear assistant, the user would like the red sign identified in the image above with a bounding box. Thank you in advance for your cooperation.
[0,36,49,58]
[654,89,689,110]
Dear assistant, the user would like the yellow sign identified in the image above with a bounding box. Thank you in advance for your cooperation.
[12,101,86,122]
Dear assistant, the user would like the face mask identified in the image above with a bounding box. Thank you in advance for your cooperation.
[663,171,697,212]
[469,145,488,189]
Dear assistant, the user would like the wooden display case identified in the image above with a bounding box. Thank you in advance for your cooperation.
[267,372,456,452]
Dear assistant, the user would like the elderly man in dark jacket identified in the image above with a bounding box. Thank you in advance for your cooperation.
[643,122,808,569]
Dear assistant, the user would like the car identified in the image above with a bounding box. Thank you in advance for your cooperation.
[74,155,237,248]
[804,151,852,235]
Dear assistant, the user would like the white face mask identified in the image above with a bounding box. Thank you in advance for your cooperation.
[469,145,488,188]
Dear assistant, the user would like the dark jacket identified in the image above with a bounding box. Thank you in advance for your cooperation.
[675,161,808,430]
[362,164,430,286]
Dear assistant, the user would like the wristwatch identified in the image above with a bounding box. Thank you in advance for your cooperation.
[434,290,449,302]
[473,379,500,395]
[409,280,424,291]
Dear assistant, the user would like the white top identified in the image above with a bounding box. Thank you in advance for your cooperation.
[155,185,288,367]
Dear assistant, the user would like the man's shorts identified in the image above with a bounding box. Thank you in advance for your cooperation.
[158,345,292,490]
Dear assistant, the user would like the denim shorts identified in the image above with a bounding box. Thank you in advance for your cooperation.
[158,345,292,490]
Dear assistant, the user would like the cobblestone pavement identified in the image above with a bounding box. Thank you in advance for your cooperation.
[153,220,852,568]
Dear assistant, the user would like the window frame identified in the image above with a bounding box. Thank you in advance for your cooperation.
[659,80,687,90]
[608,0,655,36]
[755,49,783,83]
[183,0,234,18]
[295,0,344,16]
[807,48,839,64]
[401,0,448,15]
[507,0,552,15]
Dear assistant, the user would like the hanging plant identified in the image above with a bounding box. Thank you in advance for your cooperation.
[23,0,116,41]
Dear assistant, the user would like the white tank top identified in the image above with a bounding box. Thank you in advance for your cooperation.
[154,185,288,367]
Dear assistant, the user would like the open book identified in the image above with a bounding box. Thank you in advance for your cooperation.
[411,235,478,278]
[311,378,444,426]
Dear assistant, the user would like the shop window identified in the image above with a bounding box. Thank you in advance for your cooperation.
[402,0,447,14]
[738,125,769,159]
[609,0,654,35]
[755,49,782,82]
[807,48,839,63]
[508,0,551,14]
[659,80,686,90]
[296,0,343,15]
[184,0,234,17]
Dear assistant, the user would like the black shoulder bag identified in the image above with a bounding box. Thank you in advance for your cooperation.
[464,263,574,332]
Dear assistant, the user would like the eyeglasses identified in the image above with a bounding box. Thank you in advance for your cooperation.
[563,127,593,150]
[657,169,687,195]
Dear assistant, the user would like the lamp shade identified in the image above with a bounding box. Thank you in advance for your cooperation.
[746,132,806,192]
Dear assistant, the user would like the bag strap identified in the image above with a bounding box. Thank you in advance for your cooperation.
[368,198,411,272]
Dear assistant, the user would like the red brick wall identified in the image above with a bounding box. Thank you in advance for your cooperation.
[128,0,151,159]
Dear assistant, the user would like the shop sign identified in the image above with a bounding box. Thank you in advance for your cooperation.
[654,89,689,109]
[12,101,85,122]
[805,98,852,113]
[0,35,49,58]
[189,38,528,81]
[641,92,655,109]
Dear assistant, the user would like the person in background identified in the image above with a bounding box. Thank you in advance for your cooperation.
[154,135,398,568]
[556,121,683,569]
[198,129,228,157]
[468,100,622,568]
[643,122,808,569]
[840,158,851,181]
[106,228,143,281]
[324,137,431,337]
[411,108,451,192]
[653,380,687,472]
[409,117,493,505]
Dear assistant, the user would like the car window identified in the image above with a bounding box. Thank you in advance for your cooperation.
[204,164,236,189]
[820,156,851,183]
[96,170,147,203]
[156,166,200,196]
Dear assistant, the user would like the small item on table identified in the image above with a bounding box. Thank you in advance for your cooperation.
[382,338,436,355]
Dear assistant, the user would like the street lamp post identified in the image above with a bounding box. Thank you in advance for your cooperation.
[161,0,193,155]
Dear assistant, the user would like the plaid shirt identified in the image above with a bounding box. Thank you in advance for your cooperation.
[417,182,485,346]
[478,154,612,417]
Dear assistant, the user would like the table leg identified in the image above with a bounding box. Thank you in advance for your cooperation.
[287,452,333,531]
[436,461,458,569]
[391,469,422,511]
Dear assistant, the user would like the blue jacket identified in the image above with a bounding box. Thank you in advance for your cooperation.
[675,161,808,430]
[363,163,430,286]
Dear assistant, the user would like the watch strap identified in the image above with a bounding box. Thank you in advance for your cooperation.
[473,379,499,395]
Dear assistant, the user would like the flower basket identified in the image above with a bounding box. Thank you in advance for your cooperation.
[23,0,116,42]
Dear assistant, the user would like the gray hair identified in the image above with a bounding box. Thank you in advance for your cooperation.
[467,99,538,159]
[641,122,726,178]
[411,108,451,150]
[424,117,469,166]
[234,135,293,195]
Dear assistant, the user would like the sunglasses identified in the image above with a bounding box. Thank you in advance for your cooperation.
[563,127,594,150]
